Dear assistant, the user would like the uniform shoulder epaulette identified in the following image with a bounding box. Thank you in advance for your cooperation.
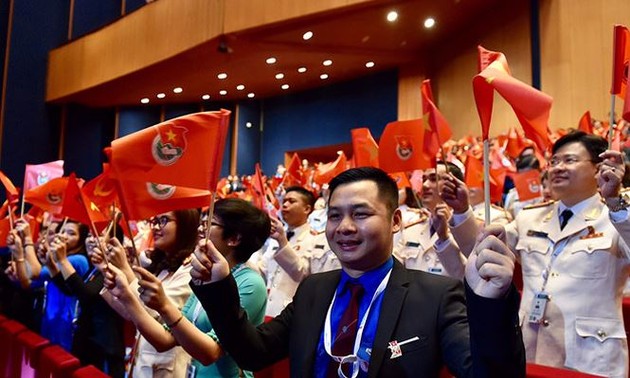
[404,209,429,228]
[523,200,556,210]
[310,229,325,235]
[490,204,507,211]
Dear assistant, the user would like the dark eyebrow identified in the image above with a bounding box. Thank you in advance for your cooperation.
[328,203,374,212]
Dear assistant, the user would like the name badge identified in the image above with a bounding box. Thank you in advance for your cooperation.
[428,267,443,274]
[186,362,197,378]
[528,292,549,324]
[527,230,548,238]
[405,241,420,248]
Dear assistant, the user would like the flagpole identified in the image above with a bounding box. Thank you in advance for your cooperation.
[19,194,25,219]
[204,191,217,242]
[483,139,491,227]
[609,94,616,148]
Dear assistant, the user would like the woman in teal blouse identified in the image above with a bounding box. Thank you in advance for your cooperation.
[104,199,270,377]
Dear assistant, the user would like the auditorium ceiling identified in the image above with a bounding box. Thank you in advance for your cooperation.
[48,0,511,107]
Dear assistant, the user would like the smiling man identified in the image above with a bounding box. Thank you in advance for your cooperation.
[444,131,630,377]
[190,167,524,377]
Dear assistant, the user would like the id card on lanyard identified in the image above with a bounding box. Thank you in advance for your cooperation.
[323,269,392,378]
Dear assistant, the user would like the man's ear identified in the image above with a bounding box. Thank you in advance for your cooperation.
[227,234,242,247]
[391,208,403,234]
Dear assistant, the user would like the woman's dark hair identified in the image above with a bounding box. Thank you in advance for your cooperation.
[214,198,271,263]
[148,208,200,274]
[58,220,89,256]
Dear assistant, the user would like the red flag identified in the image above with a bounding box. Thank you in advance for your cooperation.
[283,153,303,187]
[0,218,10,247]
[23,160,64,192]
[61,174,109,230]
[389,172,411,190]
[313,153,347,186]
[421,79,452,157]
[0,170,19,203]
[465,153,484,189]
[409,170,423,194]
[251,163,268,211]
[611,25,630,98]
[473,46,553,151]
[115,179,212,220]
[578,111,593,134]
[24,176,69,214]
[504,128,534,159]
[110,110,230,190]
[82,164,119,212]
[378,119,432,173]
[511,169,543,202]
[351,128,379,168]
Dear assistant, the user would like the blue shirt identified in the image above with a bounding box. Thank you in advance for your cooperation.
[314,257,393,378]
[31,254,89,351]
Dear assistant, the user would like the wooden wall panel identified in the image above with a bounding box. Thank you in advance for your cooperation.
[540,0,630,127]
[397,64,425,121]
[47,0,224,101]
[432,1,532,139]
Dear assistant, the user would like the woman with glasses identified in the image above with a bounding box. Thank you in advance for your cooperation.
[104,199,270,378]
[101,208,199,378]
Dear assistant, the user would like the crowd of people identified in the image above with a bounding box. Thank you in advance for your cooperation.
[0,126,629,377]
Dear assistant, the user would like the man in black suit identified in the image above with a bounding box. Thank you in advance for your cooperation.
[190,167,524,377]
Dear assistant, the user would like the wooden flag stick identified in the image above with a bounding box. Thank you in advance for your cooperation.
[204,192,217,242]
[483,139,491,227]
[609,94,616,149]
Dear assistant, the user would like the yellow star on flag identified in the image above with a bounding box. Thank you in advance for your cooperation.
[90,201,99,212]
[485,76,495,84]
[422,111,432,131]
[166,128,177,142]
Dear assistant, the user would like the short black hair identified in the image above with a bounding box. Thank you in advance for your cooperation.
[552,130,607,163]
[214,198,271,263]
[328,167,398,216]
[516,154,540,171]
[437,161,464,182]
[285,186,315,212]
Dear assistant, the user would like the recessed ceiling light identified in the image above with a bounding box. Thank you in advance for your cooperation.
[281,84,289,90]
[302,31,313,40]
[247,92,255,98]
[219,90,227,96]
[365,61,375,68]
[246,122,253,128]
[236,84,245,91]
[275,73,285,80]
[173,87,183,94]
[266,57,276,64]
[202,94,210,100]
[323,59,333,66]
[387,11,398,22]
[424,17,436,29]
[217,73,228,80]
[297,67,307,73]
[156,93,166,99]
[140,98,150,104]
[320,74,329,80]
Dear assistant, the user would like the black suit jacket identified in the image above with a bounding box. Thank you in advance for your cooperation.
[191,259,524,377]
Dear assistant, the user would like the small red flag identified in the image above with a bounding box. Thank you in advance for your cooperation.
[61,174,109,230]
[378,119,432,173]
[611,25,630,98]
[82,164,119,213]
[0,170,19,203]
[115,179,213,220]
[511,169,543,202]
[24,176,69,214]
[313,153,347,186]
[578,111,593,134]
[389,172,411,190]
[251,163,268,211]
[421,79,452,158]
[465,152,484,189]
[473,46,553,151]
[351,128,379,168]
[110,110,230,191]
[283,153,303,187]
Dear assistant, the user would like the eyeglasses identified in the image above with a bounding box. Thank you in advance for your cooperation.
[149,215,175,229]
[549,155,594,167]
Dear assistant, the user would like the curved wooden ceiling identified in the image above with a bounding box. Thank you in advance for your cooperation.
[47,0,508,107]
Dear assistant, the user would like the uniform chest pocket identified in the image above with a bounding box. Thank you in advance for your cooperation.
[567,237,612,279]
[515,237,550,277]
